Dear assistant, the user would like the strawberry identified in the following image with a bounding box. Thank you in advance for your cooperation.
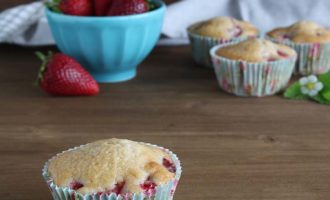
[140,177,157,196]
[94,0,113,16]
[162,158,176,173]
[107,0,148,16]
[59,0,94,16]
[35,52,99,96]
[69,181,84,190]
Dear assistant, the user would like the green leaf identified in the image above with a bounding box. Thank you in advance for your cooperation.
[284,82,308,100]
[34,51,52,86]
[318,73,330,87]
[147,0,157,11]
[45,0,62,13]
[312,94,330,104]
[321,90,330,101]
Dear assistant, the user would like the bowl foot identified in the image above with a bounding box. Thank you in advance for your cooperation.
[92,69,137,83]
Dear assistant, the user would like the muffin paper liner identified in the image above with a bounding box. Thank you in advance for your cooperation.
[42,142,182,200]
[210,44,297,97]
[266,36,330,75]
[187,24,255,68]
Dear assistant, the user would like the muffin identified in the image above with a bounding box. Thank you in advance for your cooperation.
[267,21,330,75]
[187,16,259,68]
[42,139,182,200]
[210,38,297,97]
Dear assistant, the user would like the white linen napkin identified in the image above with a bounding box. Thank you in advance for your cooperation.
[0,2,53,46]
[162,0,330,44]
[1,0,330,46]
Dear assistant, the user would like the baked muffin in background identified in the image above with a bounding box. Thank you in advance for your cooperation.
[267,21,330,44]
[192,16,258,39]
[43,139,182,200]
[210,38,297,97]
[267,21,330,75]
[187,16,259,68]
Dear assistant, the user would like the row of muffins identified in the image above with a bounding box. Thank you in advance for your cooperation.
[188,17,330,74]
[187,17,330,97]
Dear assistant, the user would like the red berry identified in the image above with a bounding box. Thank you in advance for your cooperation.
[69,181,84,190]
[96,181,125,195]
[35,52,99,96]
[277,50,289,58]
[282,34,291,40]
[109,181,125,195]
[107,0,148,16]
[59,0,94,16]
[94,0,113,16]
[162,158,176,173]
[140,177,157,196]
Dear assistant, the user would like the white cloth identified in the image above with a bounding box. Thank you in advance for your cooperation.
[0,2,52,46]
[1,0,330,46]
[163,0,330,44]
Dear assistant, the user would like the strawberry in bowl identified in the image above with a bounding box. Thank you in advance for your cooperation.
[46,0,166,83]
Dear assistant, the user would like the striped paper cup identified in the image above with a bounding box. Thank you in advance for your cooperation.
[187,23,254,68]
[210,44,297,97]
[267,36,330,75]
[42,142,182,200]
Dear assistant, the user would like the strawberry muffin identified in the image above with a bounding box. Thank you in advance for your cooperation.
[187,16,259,68]
[267,21,330,75]
[210,38,297,97]
[43,139,182,200]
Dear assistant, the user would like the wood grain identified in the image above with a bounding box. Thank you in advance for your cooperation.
[0,44,330,200]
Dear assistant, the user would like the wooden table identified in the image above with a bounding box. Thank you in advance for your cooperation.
[1,43,330,200]
[1,1,330,199]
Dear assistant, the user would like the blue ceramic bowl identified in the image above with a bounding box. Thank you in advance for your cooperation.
[46,1,166,83]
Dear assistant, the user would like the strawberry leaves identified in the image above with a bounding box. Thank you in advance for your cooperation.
[45,0,62,13]
[35,51,53,85]
[146,0,157,11]
[284,73,330,104]
[284,82,309,100]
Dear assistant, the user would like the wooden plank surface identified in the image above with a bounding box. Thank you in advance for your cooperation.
[1,1,330,199]
[1,44,330,200]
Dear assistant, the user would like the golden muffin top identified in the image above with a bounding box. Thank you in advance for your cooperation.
[48,139,176,195]
[216,38,296,63]
[189,16,259,40]
[267,21,330,43]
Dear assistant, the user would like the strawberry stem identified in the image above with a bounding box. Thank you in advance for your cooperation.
[45,0,62,13]
[35,51,52,86]
[147,0,156,11]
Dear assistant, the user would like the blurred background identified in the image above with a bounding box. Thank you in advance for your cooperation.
[2,0,330,46]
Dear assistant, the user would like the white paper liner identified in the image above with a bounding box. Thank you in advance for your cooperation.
[266,36,330,75]
[210,44,297,97]
[42,142,182,200]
